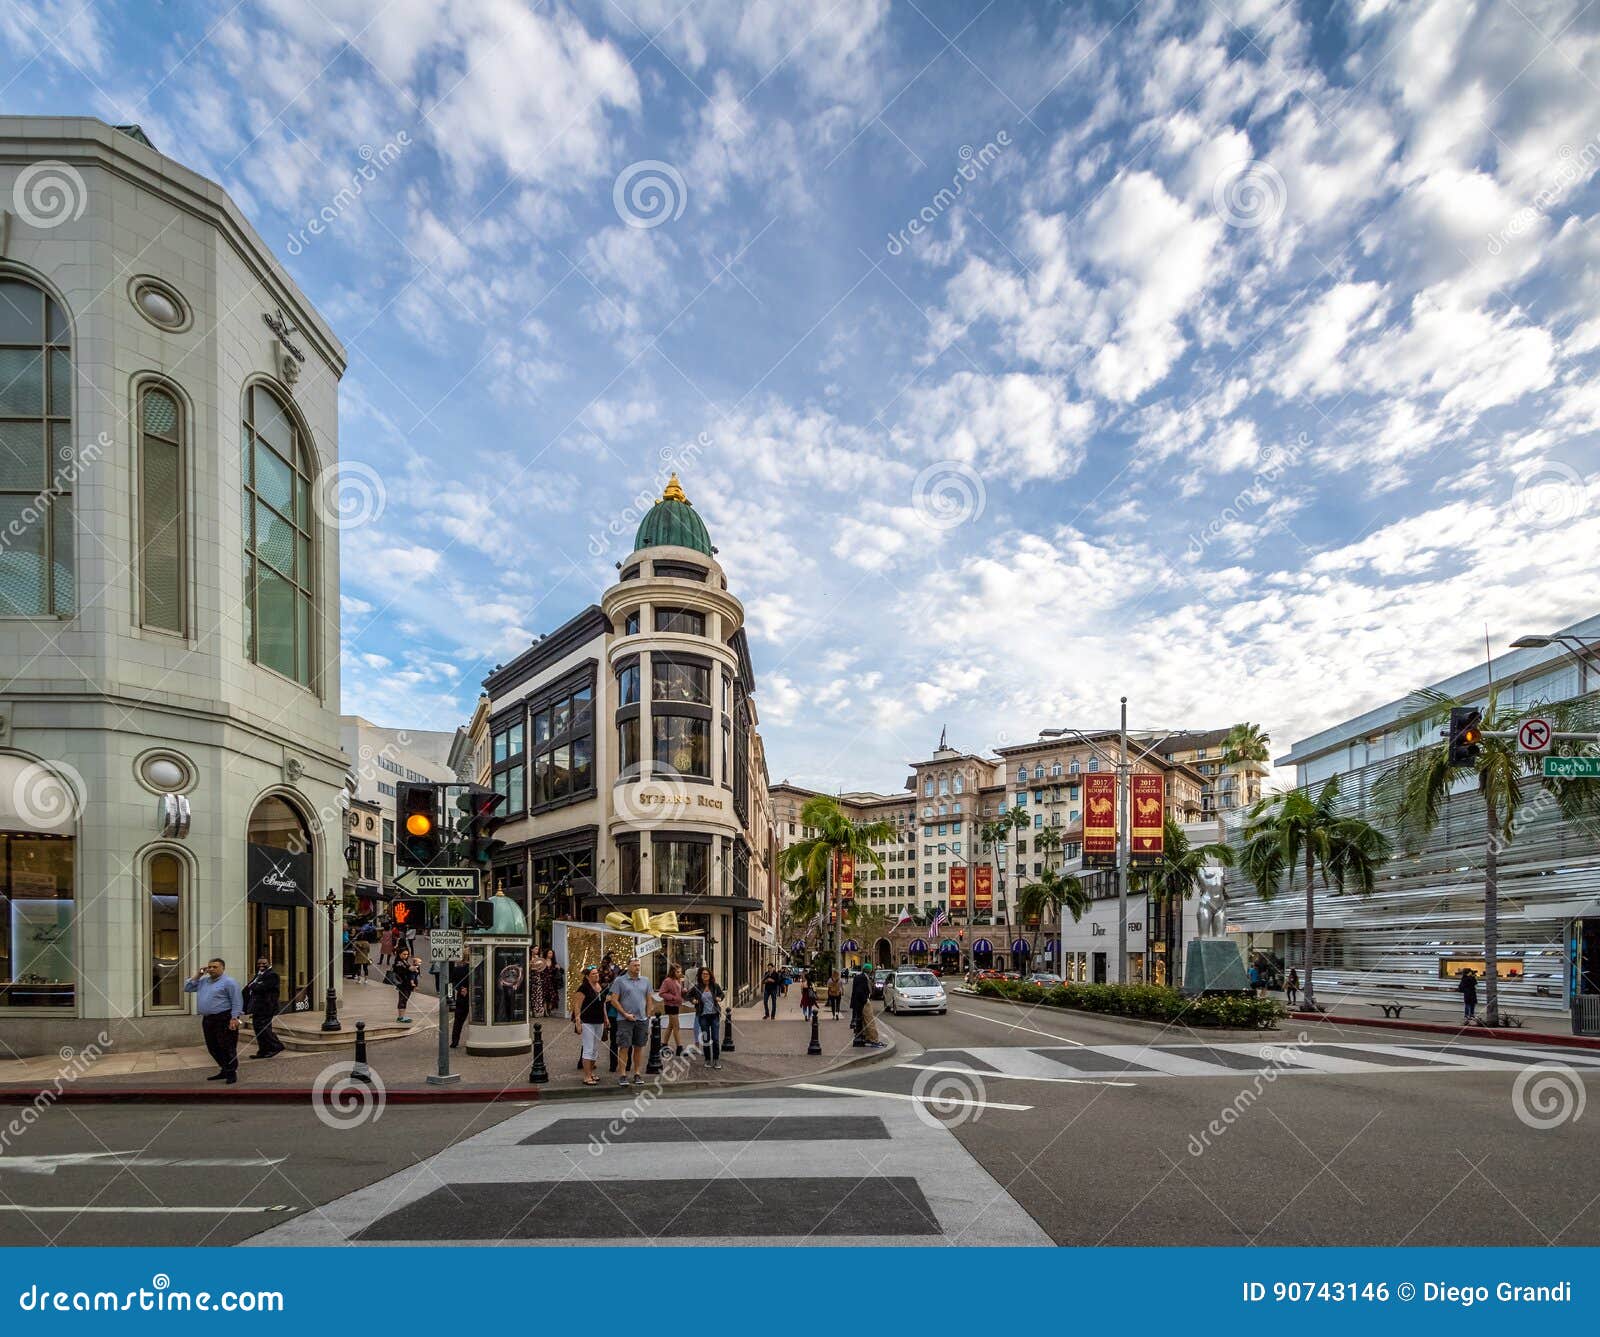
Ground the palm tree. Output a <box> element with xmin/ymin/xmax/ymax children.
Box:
<box><xmin>980</xmin><ymin>804</ymin><xmax>1031</xmax><ymax>927</ymax></box>
<box><xmin>1375</xmin><ymin>687</ymin><xmax>1600</xmax><ymax>1025</ymax></box>
<box><xmin>1237</xmin><ymin>778</ymin><xmax>1392</xmax><ymax>1011</ymax></box>
<box><xmin>1222</xmin><ymin>722</ymin><xmax>1271</xmax><ymax>766</ymax></box>
<box><xmin>1017</xmin><ymin>868</ymin><xmax>1091</xmax><ymax>962</ymax></box>
<box><xmin>1133</xmin><ymin>817</ymin><xmax>1234</xmax><ymax>986</ymax></box>
<box><xmin>779</xmin><ymin>795</ymin><xmax>896</xmax><ymax>969</ymax></box>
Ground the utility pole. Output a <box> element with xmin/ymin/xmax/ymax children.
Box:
<box><xmin>1117</xmin><ymin>696</ymin><xmax>1129</xmax><ymax>985</ymax></box>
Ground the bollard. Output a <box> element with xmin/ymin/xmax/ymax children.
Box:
<box><xmin>529</xmin><ymin>1021</ymin><xmax>549</xmax><ymax>1084</ymax></box>
<box><xmin>351</xmin><ymin>1020</ymin><xmax>373</xmax><ymax>1085</ymax></box>
<box><xmin>806</xmin><ymin>1009</ymin><xmax>822</xmax><ymax>1056</ymax></box>
<box><xmin>646</xmin><ymin>1013</ymin><xmax>663</xmax><ymax>1075</ymax></box>
<box><xmin>722</xmin><ymin>1005</ymin><xmax>735</xmax><ymax>1053</ymax></box>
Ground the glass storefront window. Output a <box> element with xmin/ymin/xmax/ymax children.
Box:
<box><xmin>655</xmin><ymin>840</ymin><xmax>708</xmax><ymax>897</ymax></box>
<box><xmin>653</xmin><ymin>715</ymin><xmax>709</xmax><ymax>777</ymax></box>
<box><xmin>147</xmin><ymin>851</ymin><xmax>183</xmax><ymax>1010</ymax></box>
<box><xmin>653</xmin><ymin>660</ymin><xmax>709</xmax><ymax>703</ymax></box>
<box><xmin>1</xmin><ymin>833</ymin><xmax>75</xmax><ymax>1008</ymax></box>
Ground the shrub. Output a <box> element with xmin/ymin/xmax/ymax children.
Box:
<box><xmin>972</xmin><ymin>977</ymin><xmax>1283</xmax><ymax>1029</ymax></box>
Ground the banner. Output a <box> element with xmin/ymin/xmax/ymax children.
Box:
<box><xmin>948</xmin><ymin>865</ymin><xmax>968</xmax><ymax>913</ymax></box>
<box><xmin>974</xmin><ymin>864</ymin><xmax>993</xmax><ymax>910</ymax></box>
<box><xmin>1131</xmin><ymin>773</ymin><xmax>1165</xmax><ymax>867</ymax></box>
<box><xmin>835</xmin><ymin>851</ymin><xmax>856</xmax><ymax>900</ymax></box>
<box><xmin>1083</xmin><ymin>773</ymin><xmax>1117</xmax><ymax>868</ymax></box>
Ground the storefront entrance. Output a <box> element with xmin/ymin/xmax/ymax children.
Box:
<box><xmin>246</xmin><ymin>796</ymin><xmax>315</xmax><ymax>1010</ymax></box>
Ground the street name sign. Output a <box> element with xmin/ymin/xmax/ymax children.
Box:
<box><xmin>429</xmin><ymin>929</ymin><xmax>464</xmax><ymax>963</ymax></box>
<box><xmin>1518</xmin><ymin>717</ymin><xmax>1553</xmax><ymax>754</ymax></box>
<box><xmin>393</xmin><ymin>867</ymin><xmax>480</xmax><ymax>896</ymax></box>
<box><xmin>1544</xmin><ymin>756</ymin><xmax>1600</xmax><ymax>779</ymax></box>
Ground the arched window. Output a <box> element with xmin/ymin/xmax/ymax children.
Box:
<box><xmin>138</xmin><ymin>385</ymin><xmax>185</xmax><ymax>634</ymax></box>
<box><xmin>242</xmin><ymin>384</ymin><xmax>315</xmax><ymax>685</ymax></box>
<box><xmin>0</xmin><ymin>276</ymin><xmax>73</xmax><ymax>615</ymax></box>
<box><xmin>146</xmin><ymin>850</ymin><xmax>185</xmax><ymax>1010</ymax></box>
<box><xmin>1088</xmin><ymin>756</ymin><xmax>1099</xmax><ymax>772</ymax></box>
<box><xmin>952</xmin><ymin>775</ymin><xmax>964</xmax><ymax>794</ymax></box>
<box><xmin>1033</xmin><ymin>764</ymin><xmax>1044</xmax><ymax>779</ymax></box>
<box><xmin>1069</xmin><ymin>759</ymin><xmax>1081</xmax><ymax>774</ymax></box>
<box><xmin>1050</xmin><ymin>761</ymin><xmax>1062</xmax><ymax>777</ymax></box>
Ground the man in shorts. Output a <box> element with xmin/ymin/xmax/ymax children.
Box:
<box><xmin>608</xmin><ymin>957</ymin><xmax>654</xmax><ymax>1086</ymax></box>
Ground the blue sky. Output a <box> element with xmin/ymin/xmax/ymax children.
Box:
<box><xmin>5</xmin><ymin>0</ymin><xmax>1600</xmax><ymax>792</ymax></box>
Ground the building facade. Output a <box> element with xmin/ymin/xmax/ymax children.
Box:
<box><xmin>1224</xmin><ymin>613</ymin><xmax>1600</xmax><ymax>1015</ymax></box>
<box><xmin>1151</xmin><ymin>728</ymin><xmax>1268</xmax><ymax>820</ymax></box>
<box><xmin>479</xmin><ymin>477</ymin><xmax>776</xmax><ymax>997</ymax></box>
<box><xmin>0</xmin><ymin>118</ymin><xmax>346</xmax><ymax>1054</ymax></box>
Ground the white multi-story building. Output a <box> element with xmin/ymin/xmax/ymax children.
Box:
<box><xmin>339</xmin><ymin>716</ymin><xmax>457</xmax><ymax>895</ymax></box>
<box><xmin>0</xmin><ymin>118</ymin><xmax>345</xmax><ymax>1054</ymax></box>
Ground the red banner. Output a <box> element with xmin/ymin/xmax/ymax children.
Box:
<box><xmin>1131</xmin><ymin>773</ymin><xmax>1165</xmax><ymax>866</ymax></box>
<box><xmin>1084</xmin><ymin>773</ymin><xmax>1117</xmax><ymax>868</ymax></box>
<box><xmin>834</xmin><ymin>851</ymin><xmax>855</xmax><ymax>900</ymax></box>
<box><xmin>974</xmin><ymin>864</ymin><xmax>993</xmax><ymax>910</ymax></box>
<box><xmin>948</xmin><ymin>865</ymin><xmax>968</xmax><ymax>913</ymax></box>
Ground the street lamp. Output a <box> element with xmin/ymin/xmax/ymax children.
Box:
<box><xmin>1510</xmin><ymin>632</ymin><xmax>1599</xmax><ymax>695</ymax></box>
<box><xmin>317</xmin><ymin>889</ymin><xmax>341</xmax><ymax>1032</ymax></box>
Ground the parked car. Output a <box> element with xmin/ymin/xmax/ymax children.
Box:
<box><xmin>884</xmin><ymin>969</ymin><xmax>948</xmax><ymax>1015</ymax></box>
<box><xmin>971</xmin><ymin>968</ymin><xmax>1007</xmax><ymax>983</ymax></box>
<box><xmin>1025</xmin><ymin>972</ymin><xmax>1064</xmax><ymax>987</ymax></box>
<box><xmin>871</xmin><ymin>968</ymin><xmax>893</xmax><ymax>999</ymax></box>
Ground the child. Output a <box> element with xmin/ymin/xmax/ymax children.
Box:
<box><xmin>800</xmin><ymin>975</ymin><xmax>817</xmax><ymax>1021</ymax></box>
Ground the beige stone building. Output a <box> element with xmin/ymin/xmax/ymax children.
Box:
<box><xmin>1150</xmin><ymin>728</ymin><xmax>1268</xmax><ymax>821</ymax></box>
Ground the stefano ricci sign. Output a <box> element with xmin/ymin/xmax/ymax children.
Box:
<box><xmin>247</xmin><ymin>843</ymin><xmax>314</xmax><ymax>908</ymax></box>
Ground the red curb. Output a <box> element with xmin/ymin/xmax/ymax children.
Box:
<box><xmin>0</xmin><ymin>1086</ymin><xmax>544</xmax><ymax>1105</ymax></box>
<box><xmin>1290</xmin><ymin>1011</ymin><xmax>1600</xmax><ymax>1051</ymax></box>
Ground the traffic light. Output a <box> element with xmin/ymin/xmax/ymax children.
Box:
<box><xmin>472</xmin><ymin>899</ymin><xmax>496</xmax><ymax>930</ymax></box>
<box><xmin>392</xmin><ymin>897</ymin><xmax>428</xmax><ymax>930</ymax></box>
<box><xmin>1448</xmin><ymin>706</ymin><xmax>1484</xmax><ymax>767</ymax></box>
<box><xmin>456</xmin><ymin>785</ymin><xmax>508</xmax><ymax>869</ymax></box>
<box><xmin>396</xmin><ymin>781</ymin><xmax>442</xmax><ymax>867</ymax></box>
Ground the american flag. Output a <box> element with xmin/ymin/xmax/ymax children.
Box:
<box><xmin>929</xmin><ymin>908</ymin><xmax>947</xmax><ymax>936</ymax></box>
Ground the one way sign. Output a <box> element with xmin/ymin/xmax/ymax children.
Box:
<box><xmin>393</xmin><ymin>867</ymin><xmax>480</xmax><ymax>896</ymax></box>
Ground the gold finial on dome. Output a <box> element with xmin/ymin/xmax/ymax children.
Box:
<box><xmin>661</xmin><ymin>473</ymin><xmax>690</xmax><ymax>505</ymax></box>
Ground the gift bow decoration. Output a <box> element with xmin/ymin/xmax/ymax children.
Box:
<box><xmin>604</xmin><ymin>908</ymin><xmax>680</xmax><ymax>934</ymax></box>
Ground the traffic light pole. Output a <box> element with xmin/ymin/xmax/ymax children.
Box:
<box><xmin>1117</xmin><ymin>697</ymin><xmax>1130</xmax><ymax>986</ymax></box>
<box><xmin>426</xmin><ymin>895</ymin><xmax>459</xmax><ymax>1086</ymax></box>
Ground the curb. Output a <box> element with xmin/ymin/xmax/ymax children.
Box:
<box><xmin>1289</xmin><ymin>1010</ymin><xmax>1600</xmax><ymax>1051</ymax></box>
<box><xmin>953</xmin><ymin>989</ymin><xmax>1279</xmax><ymax>1040</ymax></box>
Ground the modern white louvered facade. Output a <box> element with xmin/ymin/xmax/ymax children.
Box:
<box><xmin>1223</xmin><ymin>613</ymin><xmax>1600</xmax><ymax>1017</ymax></box>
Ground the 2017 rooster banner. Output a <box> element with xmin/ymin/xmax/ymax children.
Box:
<box><xmin>1130</xmin><ymin>773</ymin><xmax>1165</xmax><ymax>867</ymax></box>
<box><xmin>949</xmin><ymin>864</ymin><xmax>968</xmax><ymax>913</ymax></box>
<box><xmin>834</xmin><ymin>851</ymin><xmax>855</xmax><ymax>899</ymax></box>
<box><xmin>974</xmin><ymin>864</ymin><xmax>993</xmax><ymax>910</ymax></box>
<box><xmin>1083</xmin><ymin>772</ymin><xmax>1117</xmax><ymax>868</ymax></box>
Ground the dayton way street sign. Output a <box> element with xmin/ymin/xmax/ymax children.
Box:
<box><xmin>1544</xmin><ymin>756</ymin><xmax>1600</xmax><ymax>779</ymax></box>
<box><xmin>393</xmin><ymin>867</ymin><xmax>480</xmax><ymax>896</ymax></box>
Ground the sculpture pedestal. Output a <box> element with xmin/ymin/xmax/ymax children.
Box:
<box><xmin>1182</xmin><ymin>938</ymin><xmax>1249</xmax><ymax>995</ymax></box>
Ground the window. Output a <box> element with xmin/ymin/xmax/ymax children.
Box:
<box><xmin>654</xmin><ymin>715</ymin><xmax>710</xmax><ymax>777</ymax></box>
<box><xmin>383</xmin><ymin>850</ymin><xmax>394</xmax><ymax>880</ymax></box>
<box><xmin>1015</xmin><ymin>793</ymin><xmax>1027</xmax><ymax>807</ymax></box>
<box><xmin>923</xmin><ymin>780</ymin><xmax>934</xmax><ymax>797</ymax></box>
<box><xmin>531</xmin><ymin>679</ymin><xmax>595</xmax><ymax>808</ymax></box>
<box><xmin>0</xmin><ymin>831</ymin><xmax>76</xmax><ymax>1008</ymax></box>
<box><xmin>382</xmin><ymin>817</ymin><xmax>394</xmax><ymax>845</ymax></box>
<box><xmin>618</xmin><ymin>717</ymin><xmax>639</xmax><ymax>772</ymax></box>
<box><xmin>617</xmin><ymin>663</ymin><xmax>640</xmax><ymax>705</ymax></box>
<box><xmin>146</xmin><ymin>851</ymin><xmax>184</xmax><ymax>1010</ymax></box>
<box><xmin>492</xmin><ymin>717</ymin><xmax>526</xmax><ymax>816</ymax></box>
<box><xmin>1069</xmin><ymin>759</ymin><xmax>1080</xmax><ymax>774</ymax></box>
<box><xmin>0</xmin><ymin>277</ymin><xmax>73</xmax><ymax>615</ymax></box>
<box><xmin>937</xmin><ymin>823</ymin><xmax>946</xmax><ymax>836</ymax></box>
<box><xmin>532</xmin><ymin>846</ymin><xmax>594</xmax><ymax>920</ymax></box>
<box><xmin>1088</xmin><ymin>757</ymin><xmax>1099</xmax><ymax>771</ymax></box>
<box><xmin>623</xmin><ymin>610</ymin><xmax>640</xmax><ymax>635</ymax></box>
<box><xmin>1050</xmin><ymin>762</ymin><xmax>1062</xmax><ymax>777</ymax></box>
<box><xmin>953</xmin><ymin>775</ymin><xmax>964</xmax><ymax>793</ymax></box>
<box><xmin>655</xmin><ymin>606</ymin><xmax>705</xmax><ymax>635</ymax></box>
<box><xmin>138</xmin><ymin>385</ymin><xmax>184</xmax><ymax>633</ymax></box>
<box><xmin>655</xmin><ymin>839</ymin><xmax>708</xmax><ymax>897</ymax></box>
<box><xmin>1070</xmin><ymin>809</ymin><xmax>1080</xmax><ymax>823</ymax></box>
<box><xmin>1034</xmin><ymin>814</ymin><xmax>1043</xmax><ymax>828</ymax></box>
<box><xmin>1034</xmin><ymin>789</ymin><xmax>1044</xmax><ymax>803</ymax></box>
<box><xmin>939</xmin><ymin>777</ymin><xmax>948</xmax><ymax>795</ymax></box>
<box><xmin>243</xmin><ymin>384</ymin><xmax>315</xmax><ymax>685</ymax></box>
<box><xmin>617</xmin><ymin>840</ymin><xmax>640</xmax><ymax>897</ymax></box>
<box><xmin>653</xmin><ymin>658</ymin><xmax>709</xmax><ymax>704</ymax></box>
<box><xmin>1033</xmin><ymin>764</ymin><xmax>1044</xmax><ymax>779</ymax></box>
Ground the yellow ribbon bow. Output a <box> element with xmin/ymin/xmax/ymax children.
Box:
<box><xmin>603</xmin><ymin>908</ymin><xmax>680</xmax><ymax>935</ymax></box>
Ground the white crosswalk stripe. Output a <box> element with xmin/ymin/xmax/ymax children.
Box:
<box><xmin>244</xmin><ymin>1095</ymin><xmax>1050</xmax><ymax>1247</ymax></box>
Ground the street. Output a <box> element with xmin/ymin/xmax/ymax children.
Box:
<box><xmin>1</xmin><ymin>995</ymin><xmax>1595</xmax><ymax>1247</ymax></box>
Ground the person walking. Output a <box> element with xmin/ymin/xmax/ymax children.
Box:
<box><xmin>1285</xmin><ymin>967</ymin><xmax>1300</xmax><ymax>1008</ymax></box>
<box><xmin>800</xmin><ymin>974</ymin><xmax>817</xmax><ymax>1022</ymax></box>
<box><xmin>761</xmin><ymin>964</ymin><xmax>781</xmax><ymax>1019</ymax></box>
<box><xmin>1458</xmin><ymin>967</ymin><xmax>1479</xmax><ymax>1022</ymax></box>
<box><xmin>449</xmin><ymin>951</ymin><xmax>473</xmax><ymax>1049</ymax></box>
<box><xmin>1248</xmin><ymin>960</ymin><xmax>1262</xmax><ymax>997</ymax></box>
<box><xmin>608</xmin><ymin>957</ymin><xmax>654</xmax><ymax>1086</ymax></box>
<box><xmin>849</xmin><ymin>965</ymin><xmax>870</xmax><ymax>1043</ymax></box>
<box><xmin>379</xmin><ymin>925</ymin><xmax>396</xmax><ymax>968</ymax></box>
<box><xmin>827</xmin><ymin>971</ymin><xmax>843</xmax><ymax>1020</ymax></box>
<box><xmin>242</xmin><ymin>956</ymin><xmax>283</xmax><ymax>1059</ymax></box>
<box><xmin>572</xmin><ymin>965</ymin><xmax>607</xmax><ymax>1086</ymax></box>
<box><xmin>352</xmin><ymin>935</ymin><xmax>372</xmax><ymax>984</ymax></box>
<box><xmin>393</xmin><ymin>948</ymin><xmax>418</xmax><ymax>1024</ymax></box>
<box><xmin>686</xmin><ymin>966</ymin><xmax>724</xmax><ymax>1069</ymax></box>
<box><xmin>183</xmin><ymin>958</ymin><xmax>244</xmax><ymax>1084</ymax></box>
<box><xmin>659</xmin><ymin>963</ymin><xmax>685</xmax><ymax>1056</ymax></box>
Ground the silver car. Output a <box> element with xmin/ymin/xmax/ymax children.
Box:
<box><xmin>884</xmin><ymin>969</ymin><xmax>947</xmax><ymax>1015</ymax></box>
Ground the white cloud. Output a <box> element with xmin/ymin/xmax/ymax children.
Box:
<box><xmin>899</xmin><ymin>372</ymin><xmax>1094</xmax><ymax>480</ymax></box>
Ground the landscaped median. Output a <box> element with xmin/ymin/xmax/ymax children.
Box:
<box><xmin>972</xmin><ymin>979</ymin><xmax>1287</xmax><ymax>1029</ymax></box>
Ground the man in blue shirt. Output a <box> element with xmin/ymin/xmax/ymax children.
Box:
<box><xmin>183</xmin><ymin>958</ymin><xmax>244</xmax><ymax>1084</ymax></box>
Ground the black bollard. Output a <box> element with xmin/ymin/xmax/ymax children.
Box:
<box><xmin>529</xmin><ymin>1022</ymin><xmax>549</xmax><ymax>1084</ymax></box>
<box><xmin>806</xmin><ymin>1009</ymin><xmax>822</xmax><ymax>1056</ymax></box>
<box><xmin>351</xmin><ymin>1020</ymin><xmax>373</xmax><ymax>1085</ymax></box>
<box><xmin>646</xmin><ymin>1014</ymin><xmax>663</xmax><ymax>1075</ymax></box>
<box><xmin>722</xmin><ymin>1006</ymin><xmax>735</xmax><ymax>1053</ymax></box>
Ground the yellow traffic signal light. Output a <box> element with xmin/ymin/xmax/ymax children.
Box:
<box><xmin>405</xmin><ymin>812</ymin><xmax>433</xmax><ymax>837</ymax></box>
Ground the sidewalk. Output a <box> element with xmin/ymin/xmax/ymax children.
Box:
<box><xmin>0</xmin><ymin>983</ymin><xmax>894</xmax><ymax>1102</ymax></box>
<box><xmin>1289</xmin><ymin>999</ymin><xmax>1600</xmax><ymax>1050</ymax></box>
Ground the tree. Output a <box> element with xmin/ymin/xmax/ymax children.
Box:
<box><xmin>1132</xmin><ymin>817</ymin><xmax>1234</xmax><ymax>986</ymax></box>
<box><xmin>980</xmin><ymin>804</ymin><xmax>1031</xmax><ymax>925</ymax></box>
<box><xmin>1222</xmin><ymin>722</ymin><xmax>1271</xmax><ymax>766</ymax></box>
<box><xmin>778</xmin><ymin>795</ymin><xmax>896</xmax><ymax>967</ymax></box>
<box><xmin>1237</xmin><ymin>778</ymin><xmax>1392</xmax><ymax>1011</ymax></box>
<box><xmin>1375</xmin><ymin>687</ymin><xmax>1600</xmax><ymax>1025</ymax></box>
<box><xmin>1017</xmin><ymin>868</ymin><xmax>1091</xmax><ymax>961</ymax></box>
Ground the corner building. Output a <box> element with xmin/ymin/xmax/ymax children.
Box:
<box><xmin>482</xmin><ymin>478</ymin><xmax>777</xmax><ymax>997</ymax></box>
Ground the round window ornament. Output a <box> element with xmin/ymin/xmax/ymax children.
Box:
<box><xmin>129</xmin><ymin>277</ymin><xmax>191</xmax><ymax>332</ymax></box>
<box><xmin>138</xmin><ymin>753</ymin><xmax>189</xmax><ymax>793</ymax></box>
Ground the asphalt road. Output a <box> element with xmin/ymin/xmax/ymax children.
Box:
<box><xmin>1</xmin><ymin>995</ymin><xmax>1595</xmax><ymax>1247</ymax></box>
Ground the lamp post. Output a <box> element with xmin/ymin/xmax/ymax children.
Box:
<box><xmin>1510</xmin><ymin>632</ymin><xmax>1600</xmax><ymax>695</ymax></box>
<box><xmin>318</xmin><ymin>889</ymin><xmax>341</xmax><ymax>1032</ymax></box>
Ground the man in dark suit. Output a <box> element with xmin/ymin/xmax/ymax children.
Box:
<box><xmin>449</xmin><ymin>952</ymin><xmax>473</xmax><ymax>1049</ymax></box>
<box><xmin>243</xmin><ymin>956</ymin><xmax>284</xmax><ymax>1059</ymax></box>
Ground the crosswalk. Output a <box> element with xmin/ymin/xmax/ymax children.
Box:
<box><xmin>244</xmin><ymin>1094</ymin><xmax>1050</xmax><ymax>1247</ymax></box>
<box><xmin>910</xmin><ymin>1039</ymin><xmax>1600</xmax><ymax>1083</ymax></box>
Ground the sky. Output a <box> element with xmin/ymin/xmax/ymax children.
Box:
<box><xmin>5</xmin><ymin>0</ymin><xmax>1600</xmax><ymax>794</ymax></box>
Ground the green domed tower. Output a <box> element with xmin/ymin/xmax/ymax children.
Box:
<box><xmin>633</xmin><ymin>474</ymin><xmax>714</xmax><ymax>555</ymax></box>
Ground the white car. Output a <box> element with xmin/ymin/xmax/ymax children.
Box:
<box><xmin>884</xmin><ymin>969</ymin><xmax>947</xmax><ymax>1015</ymax></box>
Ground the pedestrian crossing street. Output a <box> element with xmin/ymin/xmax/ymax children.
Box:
<box><xmin>909</xmin><ymin>1038</ymin><xmax>1600</xmax><ymax>1083</ymax></box>
<box><xmin>244</xmin><ymin>1095</ymin><xmax>1051</xmax><ymax>1247</ymax></box>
